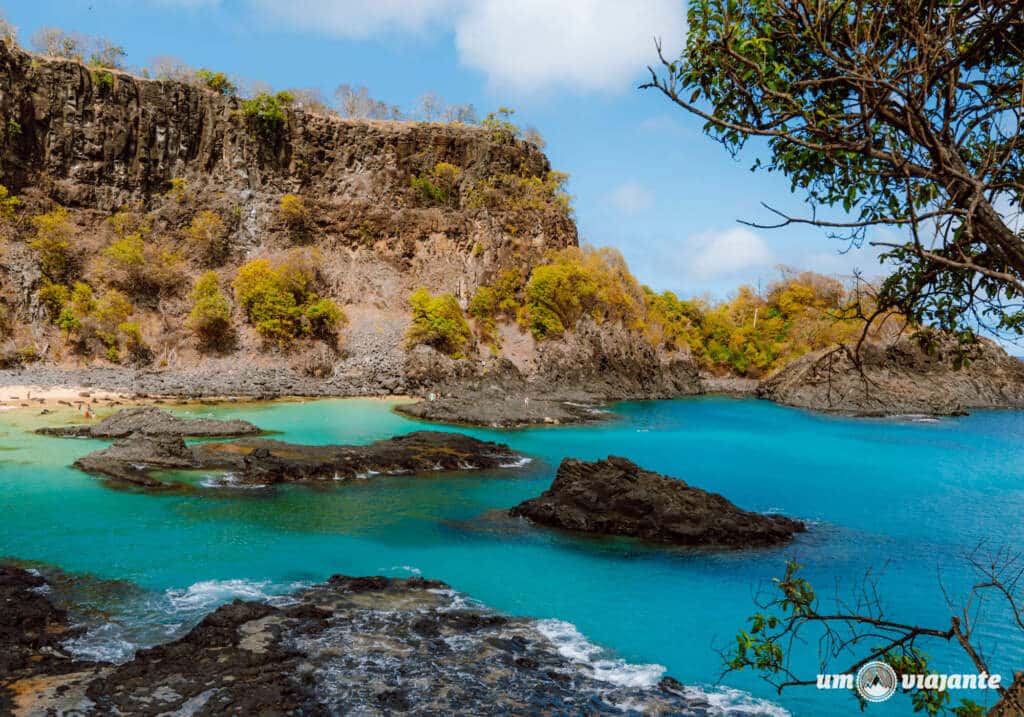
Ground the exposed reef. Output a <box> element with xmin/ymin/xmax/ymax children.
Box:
<box><xmin>36</xmin><ymin>406</ymin><xmax>260</xmax><ymax>439</ymax></box>
<box><xmin>758</xmin><ymin>335</ymin><xmax>1024</xmax><ymax>416</ymax></box>
<box><xmin>0</xmin><ymin>565</ymin><xmax>752</xmax><ymax>716</ymax></box>
<box><xmin>71</xmin><ymin>430</ymin><xmax>526</xmax><ymax>487</ymax></box>
<box><xmin>510</xmin><ymin>456</ymin><xmax>805</xmax><ymax>548</ymax></box>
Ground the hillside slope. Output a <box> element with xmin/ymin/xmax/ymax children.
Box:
<box><xmin>0</xmin><ymin>41</ymin><xmax>699</xmax><ymax>400</ymax></box>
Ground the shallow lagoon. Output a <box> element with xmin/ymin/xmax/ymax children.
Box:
<box><xmin>2</xmin><ymin>396</ymin><xmax>1022</xmax><ymax>715</ymax></box>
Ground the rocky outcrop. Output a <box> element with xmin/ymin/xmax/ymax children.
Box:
<box><xmin>758</xmin><ymin>336</ymin><xmax>1024</xmax><ymax>416</ymax></box>
<box><xmin>72</xmin><ymin>430</ymin><xmax>526</xmax><ymax>487</ymax></box>
<box><xmin>1</xmin><ymin>565</ymin><xmax>728</xmax><ymax>716</ymax></box>
<box><xmin>396</xmin><ymin>360</ymin><xmax>610</xmax><ymax>427</ymax></box>
<box><xmin>510</xmin><ymin>456</ymin><xmax>805</xmax><ymax>548</ymax></box>
<box><xmin>37</xmin><ymin>406</ymin><xmax>260</xmax><ymax>438</ymax></box>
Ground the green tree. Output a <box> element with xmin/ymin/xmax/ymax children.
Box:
<box><xmin>240</xmin><ymin>91</ymin><xmax>294</xmax><ymax>139</ymax></box>
<box><xmin>30</xmin><ymin>207</ymin><xmax>74</xmax><ymax>282</ymax></box>
<box><xmin>406</xmin><ymin>287</ymin><xmax>472</xmax><ymax>357</ymax></box>
<box><xmin>188</xmin><ymin>271</ymin><xmax>233</xmax><ymax>349</ymax></box>
<box><xmin>644</xmin><ymin>1</ymin><xmax>1024</xmax><ymax>341</ymax></box>
<box><xmin>232</xmin><ymin>253</ymin><xmax>343</xmax><ymax>346</ymax></box>
<box><xmin>725</xmin><ymin>553</ymin><xmax>1023</xmax><ymax>716</ymax></box>
<box><xmin>194</xmin><ymin>69</ymin><xmax>237</xmax><ymax>96</ymax></box>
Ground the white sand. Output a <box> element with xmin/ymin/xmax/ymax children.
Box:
<box><xmin>0</xmin><ymin>384</ymin><xmax>131</xmax><ymax>411</ymax></box>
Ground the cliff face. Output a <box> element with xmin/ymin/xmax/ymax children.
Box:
<box><xmin>0</xmin><ymin>40</ymin><xmax>573</xmax><ymax>298</ymax></box>
<box><xmin>0</xmin><ymin>41</ymin><xmax>699</xmax><ymax>399</ymax></box>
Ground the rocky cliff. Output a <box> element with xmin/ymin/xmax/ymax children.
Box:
<box><xmin>0</xmin><ymin>40</ymin><xmax>700</xmax><ymax>399</ymax></box>
<box><xmin>758</xmin><ymin>335</ymin><xmax>1024</xmax><ymax>416</ymax></box>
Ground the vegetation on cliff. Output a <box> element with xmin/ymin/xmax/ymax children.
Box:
<box><xmin>406</xmin><ymin>288</ymin><xmax>472</xmax><ymax>358</ymax></box>
<box><xmin>232</xmin><ymin>253</ymin><xmax>345</xmax><ymax>345</ymax></box>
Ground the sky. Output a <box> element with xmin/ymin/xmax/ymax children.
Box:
<box><xmin>1</xmin><ymin>0</ymin><xmax>891</xmax><ymax>301</ymax></box>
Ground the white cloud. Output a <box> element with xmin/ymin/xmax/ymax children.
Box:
<box><xmin>607</xmin><ymin>181</ymin><xmax>655</xmax><ymax>214</ymax></box>
<box><xmin>454</xmin><ymin>0</ymin><xmax>685</xmax><ymax>93</ymax></box>
<box><xmin>219</xmin><ymin>0</ymin><xmax>686</xmax><ymax>93</ymax></box>
<box><xmin>248</xmin><ymin>0</ymin><xmax>459</xmax><ymax>38</ymax></box>
<box><xmin>686</xmin><ymin>227</ymin><xmax>775</xmax><ymax>279</ymax></box>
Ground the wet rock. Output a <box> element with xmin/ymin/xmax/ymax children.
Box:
<box><xmin>510</xmin><ymin>456</ymin><xmax>805</xmax><ymax>548</ymax></box>
<box><xmin>758</xmin><ymin>336</ymin><xmax>1024</xmax><ymax>416</ymax></box>
<box><xmin>73</xmin><ymin>434</ymin><xmax>196</xmax><ymax>487</ymax></box>
<box><xmin>0</xmin><ymin>566</ymin><xmax>77</xmax><ymax>675</ymax></box>
<box><xmin>7</xmin><ymin>569</ymin><xmax>730</xmax><ymax>716</ymax></box>
<box><xmin>72</xmin><ymin>430</ymin><xmax>527</xmax><ymax>487</ymax></box>
<box><xmin>37</xmin><ymin>405</ymin><xmax>260</xmax><ymax>439</ymax></box>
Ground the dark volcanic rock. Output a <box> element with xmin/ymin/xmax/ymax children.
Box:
<box><xmin>758</xmin><ymin>336</ymin><xmax>1024</xmax><ymax>416</ymax></box>
<box><xmin>510</xmin><ymin>456</ymin><xmax>805</xmax><ymax>548</ymax></box>
<box><xmin>37</xmin><ymin>405</ymin><xmax>260</xmax><ymax>439</ymax></box>
<box><xmin>3</xmin><ymin>567</ymin><xmax>759</xmax><ymax>716</ymax></box>
<box><xmin>0</xmin><ymin>566</ymin><xmax>77</xmax><ymax>675</ymax></box>
<box><xmin>73</xmin><ymin>434</ymin><xmax>197</xmax><ymax>487</ymax></box>
<box><xmin>72</xmin><ymin>430</ymin><xmax>527</xmax><ymax>487</ymax></box>
<box><xmin>395</xmin><ymin>394</ymin><xmax>605</xmax><ymax>428</ymax></box>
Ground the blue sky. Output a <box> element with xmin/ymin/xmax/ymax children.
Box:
<box><xmin>2</xmin><ymin>0</ymin><xmax>889</xmax><ymax>300</ymax></box>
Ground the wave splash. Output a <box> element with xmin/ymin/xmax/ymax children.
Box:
<box><xmin>63</xmin><ymin>577</ymin><xmax>305</xmax><ymax>663</ymax></box>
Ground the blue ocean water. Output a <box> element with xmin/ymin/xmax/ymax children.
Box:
<box><xmin>1</xmin><ymin>396</ymin><xmax>1022</xmax><ymax>715</ymax></box>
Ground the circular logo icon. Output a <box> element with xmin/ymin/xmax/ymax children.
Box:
<box><xmin>856</xmin><ymin>661</ymin><xmax>898</xmax><ymax>702</ymax></box>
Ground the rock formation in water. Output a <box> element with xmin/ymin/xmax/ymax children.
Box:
<box><xmin>72</xmin><ymin>430</ymin><xmax>525</xmax><ymax>487</ymax></box>
<box><xmin>510</xmin><ymin>456</ymin><xmax>805</xmax><ymax>548</ymax></box>
<box><xmin>758</xmin><ymin>335</ymin><xmax>1024</xmax><ymax>416</ymax></box>
<box><xmin>0</xmin><ymin>565</ymin><xmax>725</xmax><ymax>716</ymax></box>
<box><xmin>36</xmin><ymin>405</ymin><xmax>260</xmax><ymax>438</ymax></box>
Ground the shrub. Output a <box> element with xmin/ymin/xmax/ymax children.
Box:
<box><xmin>468</xmin><ymin>269</ymin><xmax>524</xmax><ymax>343</ymax></box>
<box><xmin>91</xmin><ymin>69</ymin><xmax>114</xmax><ymax>90</ymax></box>
<box><xmin>0</xmin><ymin>303</ymin><xmax>10</xmax><ymax>339</ymax></box>
<box><xmin>167</xmin><ymin>177</ymin><xmax>190</xmax><ymax>203</ymax></box>
<box><xmin>481</xmin><ymin>107</ymin><xmax>520</xmax><ymax>139</ymax></box>
<box><xmin>410</xmin><ymin>162</ymin><xmax>462</xmax><ymax>208</ymax></box>
<box><xmin>406</xmin><ymin>287</ymin><xmax>472</xmax><ymax>357</ymax></box>
<box><xmin>96</xmin><ymin>232</ymin><xmax>184</xmax><ymax>297</ymax></box>
<box><xmin>38</xmin><ymin>282</ymin><xmax>70</xmax><ymax>321</ymax></box>
<box><xmin>54</xmin><ymin>282</ymin><xmax>139</xmax><ymax>360</ymax></box>
<box><xmin>467</xmin><ymin>170</ymin><xmax>573</xmax><ymax>214</ymax></box>
<box><xmin>519</xmin><ymin>247</ymin><xmax>643</xmax><ymax>340</ymax></box>
<box><xmin>232</xmin><ymin>253</ymin><xmax>344</xmax><ymax>345</ymax></box>
<box><xmin>185</xmin><ymin>210</ymin><xmax>228</xmax><ymax>263</ymax></box>
<box><xmin>87</xmin><ymin>38</ymin><xmax>124</xmax><ymax>69</ymax></box>
<box><xmin>304</xmin><ymin>297</ymin><xmax>345</xmax><ymax>340</ymax></box>
<box><xmin>30</xmin><ymin>207</ymin><xmax>74</xmax><ymax>282</ymax></box>
<box><xmin>188</xmin><ymin>271</ymin><xmax>233</xmax><ymax>348</ymax></box>
<box><xmin>195</xmin><ymin>69</ymin><xmax>237</xmax><ymax>96</ymax></box>
<box><xmin>240</xmin><ymin>91</ymin><xmax>293</xmax><ymax>139</ymax></box>
<box><xmin>278</xmin><ymin>194</ymin><xmax>309</xmax><ymax>230</ymax></box>
<box><xmin>410</xmin><ymin>175</ymin><xmax>445</xmax><ymax>206</ymax></box>
<box><xmin>0</xmin><ymin>184</ymin><xmax>19</xmax><ymax>222</ymax></box>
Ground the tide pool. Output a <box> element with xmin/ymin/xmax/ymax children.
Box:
<box><xmin>2</xmin><ymin>396</ymin><xmax>1022</xmax><ymax>716</ymax></box>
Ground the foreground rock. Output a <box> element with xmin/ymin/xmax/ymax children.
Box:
<box><xmin>37</xmin><ymin>406</ymin><xmax>260</xmax><ymax>439</ymax></box>
<box><xmin>1</xmin><ymin>565</ymin><xmax>753</xmax><ymax>716</ymax></box>
<box><xmin>73</xmin><ymin>430</ymin><xmax>526</xmax><ymax>487</ymax></box>
<box><xmin>759</xmin><ymin>336</ymin><xmax>1024</xmax><ymax>416</ymax></box>
<box><xmin>510</xmin><ymin>457</ymin><xmax>805</xmax><ymax>548</ymax></box>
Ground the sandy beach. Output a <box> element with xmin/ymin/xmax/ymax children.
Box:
<box><xmin>0</xmin><ymin>384</ymin><xmax>135</xmax><ymax>412</ymax></box>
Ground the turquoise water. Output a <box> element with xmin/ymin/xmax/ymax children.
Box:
<box><xmin>2</xmin><ymin>396</ymin><xmax>1023</xmax><ymax>715</ymax></box>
